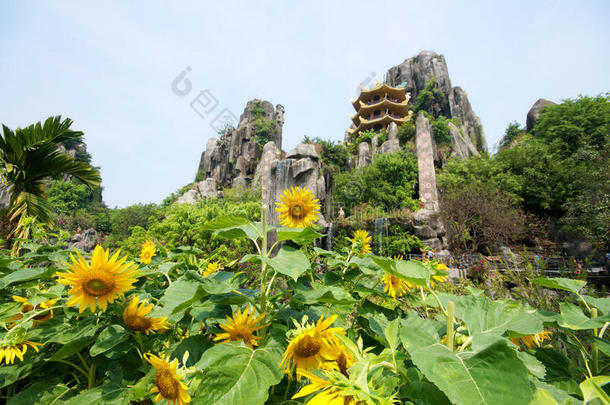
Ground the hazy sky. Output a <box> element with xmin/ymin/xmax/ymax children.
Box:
<box><xmin>1</xmin><ymin>1</ymin><xmax>609</xmax><ymax>207</ymax></box>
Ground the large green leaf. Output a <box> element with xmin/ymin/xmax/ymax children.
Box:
<box><xmin>292</xmin><ymin>284</ymin><xmax>356</xmax><ymax>305</ymax></box>
<box><xmin>60</xmin><ymin>382</ymin><xmax>129</xmax><ymax>405</ymax></box>
<box><xmin>400</xmin><ymin>323</ymin><xmax>534</xmax><ymax>405</ymax></box>
<box><xmin>192</xmin><ymin>342</ymin><xmax>283</xmax><ymax>405</ymax></box>
<box><xmin>150</xmin><ymin>272</ymin><xmax>209</xmax><ymax>319</ymax></box>
<box><xmin>559</xmin><ymin>303</ymin><xmax>610</xmax><ymax>330</ymax></box>
<box><xmin>371</xmin><ymin>256</ymin><xmax>430</xmax><ymax>287</ymax></box>
<box><xmin>263</xmin><ymin>246</ymin><xmax>310</xmax><ymax>281</ymax></box>
<box><xmin>0</xmin><ymin>267</ymin><xmax>53</xmax><ymax>288</ymax></box>
<box><xmin>532</xmin><ymin>278</ymin><xmax>586</xmax><ymax>295</ymax></box>
<box><xmin>201</xmin><ymin>216</ymin><xmax>253</xmax><ymax>230</ymax></box>
<box><xmin>89</xmin><ymin>325</ymin><xmax>129</xmax><ymax>357</ymax></box>
<box><xmin>579</xmin><ymin>376</ymin><xmax>610</xmax><ymax>404</ymax></box>
<box><xmin>7</xmin><ymin>380</ymin><xmax>70</xmax><ymax>405</ymax></box>
<box><xmin>444</xmin><ymin>295</ymin><xmax>542</xmax><ymax>349</ymax></box>
<box><xmin>582</xmin><ymin>295</ymin><xmax>610</xmax><ymax>315</ymax></box>
<box><xmin>276</xmin><ymin>227</ymin><xmax>323</xmax><ymax>242</ymax></box>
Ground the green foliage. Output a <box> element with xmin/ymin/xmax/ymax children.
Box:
<box><xmin>47</xmin><ymin>180</ymin><xmax>99</xmax><ymax>214</ymax></box>
<box><xmin>194</xmin><ymin>169</ymin><xmax>205</xmax><ymax>182</ymax></box>
<box><xmin>251</xmin><ymin>101</ymin><xmax>277</xmax><ymax>149</ymax></box>
<box><xmin>387</xmin><ymin>224</ymin><xmax>425</xmax><ymax>256</ymax></box>
<box><xmin>356</xmin><ymin>128</ymin><xmax>387</xmax><ymax>146</ymax></box>
<box><xmin>414</xmin><ymin>78</ymin><xmax>445</xmax><ymax>115</ymax></box>
<box><xmin>311</xmin><ymin>138</ymin><xmax>349</xmax><ymax>172</ymax></box>
<box><xmin>430</xmin><ymin>116</ymin><xmax>453</xmax><ymax>145</ymax></box>
<box><xmin>397</xmin><ymin>121</ymin><xmax>415</xmax><ymax>144</ymax></box>
<box><xmin>0</xmin><ymin>116</ymin><xmax>101</xmax><ymax>250</ymax></box>
<box><xmin>499</xmin><ymin>121</ymin><xmax>527</xmax><ymax>149</ymax></box>
<box><xmin>333</xmin><ymin>150</ymin><xmax>419</xmax><ymax>216</ymax></box>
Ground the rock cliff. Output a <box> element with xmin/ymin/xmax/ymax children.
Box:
<box><xmin>385</xmin><ymin>51</ymin><xmax>487</xmax><ymax>154</ymax></box>
<box><xmin>197</xmin><ymin>99</ymin><xmax>284</xmax><ymax>189</ymax></box>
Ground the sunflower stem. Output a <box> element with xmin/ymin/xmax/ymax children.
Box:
<box><xmin>591</xmin><ymin>308</ymin><xmax>599</xmax><ymax>375</ymax></box>
<box><xmin>428</xmin><ymin>289</ymin><xmax>448</xmax><ymax>317</ymax></box>
<box><xmin>87</xmin><ymin>363</ymin><xmax>96</xmax><ymax>389</ymax></box>
<box><xmin>259</xmin><ymin>207</ymin><xmax>269</xmax><ymax>337</ymax></box>
<box><xmin>52</xmin><ymin>359</ymin><xmax>89</xmax><ymax>379</ymax></box>
<box><xmin>283</xmin><ymin>376</ymin><xmax>292</xmax><ymax>400</ymax></box>
<box><xmin>446</xmin><ymin>301</ymin><xmax>455</xmax><ymax>352</ymax></box>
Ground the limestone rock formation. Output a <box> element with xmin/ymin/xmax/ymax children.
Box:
<box><xmin>67</xmin><ymin>228</ymin><xmax>98</xmax><ymax>252</ymax></box>
<box><xmin>380</xmin><ymin>122</ymin><xmax>401</xmax><ymax>154</ymax></box>
<box><xmin>197</xmin><ymin>99</ymin><xmax>284</xmax><ymax>189</ymax></box>
<box><xmin>448</xmin><ymin>122</ymin><xmax>479</xmax><ymax>159</ymax></box>
<box><xmin>175</xmin><ymin>178</ymin><xmax>220</xmax><ymax>204</ymax></box>
<box><xmin>526</xmin><ymin>98</ymin><xmax>556</xmax><ymax>132</ymax></box>
<box><xmin>357</xmin><ymin>142</ymin><xmax>371</xmax><ymax>167</ymax></box>
<box><xmin>385</xmin><ymin>51</ymin><xmax>487</xmax><ymax>154</ymax></box>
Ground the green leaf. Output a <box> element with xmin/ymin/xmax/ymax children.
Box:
<box><xmin>371</xmin><ymin>256</ymin><xmax>430</xmax><ymax>287</ymax></box>
<box><xmin>579</xmin><ymin>376</ymin><xmax>610</xmax><ymax>405</ymax></box>
<box><xmin>150</xmin><ymin>273</ymin><xmax>207</xmax><ymax>319</ymax></box>
<box><xmin>89</xmin><ymin>325</ymin><xmax>129</xmax><ymax>357</ymax></box>
<box><xmin>559</xmin><ymin>302</ymin><xmax>609</xmax><ymax>330</ymax></box>
<box><xmin>590</xmin><ymin>337</ymin><xmax>610</xmax><ymax>357</ymax></box>
<box><xmin>6</xmin><ymin>380</ymin><xmax>71</xmax><ymax>405</ymax></box>
<box><xmin>263</xmin><ymin>246</ymin><xmax>310</xmax><ymax>281</ymax></box>
<box><xmin>215</xmin><ymin>224</ymin><xmax>260</xmax><ymax>241</ymax></box>
<box><xmin>50</xmin><ymin>336</ymin><xmax>95</xmax><ymax>361</ymax></box>
<box><xmin>276</xmin><ymin>227</ymin><xmax>323</xmax><ymax>242</ymax></box>
<box><xmin>60</xmin><ymin>382</ymin><xmax>129</xmax><ymax>405</ymax></box>
<box><xmin>201</xmin><ymin>216</ymin><xmax>253</xmax><ymax>230</ymax></box>
<box><xmin>192</xmin><ymin>342</ymin><xmax>283</xmax><ymax>405</ymax></box>
<box><xmin>292</xmin><ymin>284</ymin><xmax>355</xmax><ymax>305</ymax></box>
<box><xmin>532</xmin><ymin>278</ymin><xmax>586</xmax><ymax>296</ymax></box>
<box><xmin>400</xmin><ymin>323</ymin><xmax>534</xmax><ymax>405</ymax></box>
<box><xmin>0</xmin><ymin>267</ymin><xmax>53</xmax><ymax>288</ymax></box>
<box><xmin>582</xmin><ymin>295</ymin><xmax>610</xmax><ymax>315</ymax></box>
<box><xmin>445</xmin><ymin>295</ymin><xmax>543</xmax><ymax>350</ymax></box>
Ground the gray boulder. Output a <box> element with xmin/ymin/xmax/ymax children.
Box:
<box><xmin>286</xmin><ymin>143</ymin><xmax>318</xmax><ymax>160</ymax></box>
<box><xmin>357</xmin><ymin>142</ymin><xmax>371</xmax><ymax>167</ymax></box>
<box><xmin>68</xmin><ymin>228</ymin><xmax>98</xmax><ymax>252</ymax></box>
<box><xmin>449</xmin><ymin>122</ymin><xmax>479</xmax><ymax>159</ymax></box>
<box><xmin>526</xmin><ymin>98</ymin><xmax>556</xmax><ymax>132</ymax></box>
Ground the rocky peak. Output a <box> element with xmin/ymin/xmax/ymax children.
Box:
<box><xmin>385</xmin><ymin>51</ymin><xmax>487</xmax><ymax>154</ymax></box>
<box><xmin>526</xmin><ymin>98</ymin><xmax>556</xmax><ymax>132</ymax></box>
<box><xmin>197</xmin><ymin>99</ymin><xmax>284</xmax><ymax>189</ymax></box>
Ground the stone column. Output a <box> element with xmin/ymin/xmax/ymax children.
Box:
<box><xmin>415</xmin><ymin>112</ymin><xmax>439</xmax><ymax>211</ymax></box>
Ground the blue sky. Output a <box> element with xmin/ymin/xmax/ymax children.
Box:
<box><xmin>1</xmin><ymin>1</ymin><xmax>609</xmax><ymax>207</ymax></box>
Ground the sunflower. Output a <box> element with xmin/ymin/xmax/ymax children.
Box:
<box><xmin>275</xmin><ymin>186</ymin><xmax>321</xmax><ymax>228</ymax></box>
<box><xmin>123</xmin><ymin>296</ymin><xmax>170</xmax><ymax>335</ymax></box>
<box><xmin>0</xmin><ymin>341</ymin><xmax>43</xmax><ymax>365</ymax></box>
<box><xmin>144</xmin><ymin>353</ymin><xmax>191</xmax><ymax>405</ymax></box>
<box><xmin>213</xmin><ymin>307</ymin><xmax>265</xmax><ymax>348</ymax></box>
<box><xmin>280</xmin><ymin>315</ymin><xmax>345</xmax><ymax>375</ymax></box>
<box><xmin>349</xmin><ymin>229</ymin><xmax>372</xmax><ymax>255</ymax></box>
<box><xmin>11</xmin><ymin>295</ymin><xmax>59</xmax><ymax>325</ymax></box>
<box><xmin>430</xmin><ymin>263</ymin><xmax>449</xmax><ymax>289</ymax></box>
<box><xmin>510</xmin><ymin>331</ymin><xmax>552</xmax><ymax>349</ymax></box>
<box><xmin>56</xmin><ymin>245</ymin><xmax>139</xmax><ymax>313</ymax></box>
<box><xmin>140</xmin><ymin>240</ymin><xmax>157</xmax><ymax>264</ymax></box>
<box><xmin>381</xmin><ymin>273</ymin><xmax>412</xmax><ymax>299</ymax></box>
<box><xmin>323</xmin><ymin>340</ymin><xmax>354</xmax><ymax>377</ymax></box>
<box><xmin>202</xmin><ymin>261</ymin><xmax>221</xmax><ymax>277</ymax></box>
<box><xmin>292</xmin><ymin>370</ymin><xmax>358</xmax><ymax>405</ymax></box>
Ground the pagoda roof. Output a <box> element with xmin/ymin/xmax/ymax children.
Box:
<box><xmin>347</xmin><ymin>113</ymin><xmax>411</xmax><ymax>135</ymax></box>
<box><xmin>351</xmin><ymin>82</ymin><xmax>407</xmax><ymax>109</ymax></box>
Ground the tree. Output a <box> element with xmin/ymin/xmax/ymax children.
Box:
<box><xmin>0</xmin><ymin>116</ymin><xmax>101</xmax><ymax>248</ymax></box>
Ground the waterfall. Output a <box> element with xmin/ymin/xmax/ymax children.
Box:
<box><xmin>374</xmin><ymin>218</ymin><xmax>389</xmax><ymax>255</ymax></box>
<box><xmin>275</xmin><ymin>160</ymin><xmax>292</xmax><ymax>193</ymax></box>
<box><xmin>326</xmin><ymin>222</ymin><xmax>334</xmax><ymax>251</ymax></box>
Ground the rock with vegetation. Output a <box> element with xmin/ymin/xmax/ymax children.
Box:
<box><xmin>196</xmin><ymin>99</ymin><xmax>284</xmax><ymax>189</ymax></box>
<box><xmin>385</xmin><ymin>51</ymin><xmax>487</xmax><ymax>154</ymax></box>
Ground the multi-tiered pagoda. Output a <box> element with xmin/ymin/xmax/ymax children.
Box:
<box><xmin>348</xmin><ymin>81</ymin><xmax>412</xmax><ymax>137</ymax></box>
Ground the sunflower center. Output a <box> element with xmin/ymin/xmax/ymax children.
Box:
<box><xmin>290</xmin><ymin>204</ymin><xmax>304</xmax><ymax>218</ymax></box>
<box><xmin>294</xmin><ymin>334</ymin><xmax>321</xmax><ymax>358</ymax></box>
<box><xmin>337</xmin><ymin>353</ymin><xmax>349</xmax><ymax>377</ymax></box>
<box><xmin>124</xmin><ymin>315</ymin><xmax>152</xmax><ymax>332</ymax></box>
<box><xmin>155</xmin><ymin>368</ymin><xmax>180</xmax><ymax>400</ymax></box>
<box><xmin>83</xmin><ymin>278</ymin><xmax>114</xmax><ymax>297</ymax></box>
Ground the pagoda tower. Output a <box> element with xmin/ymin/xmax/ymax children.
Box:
<box><xmin>348</xmin><ymin>81</ymin><xmax>412</xmax><ymax>138</ymax></box>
